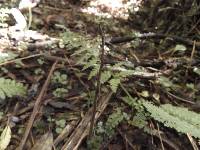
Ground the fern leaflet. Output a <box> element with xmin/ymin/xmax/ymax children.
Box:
<box><xmin>143</xmin><ymin>101</ymin><xmax>200</xmax><ymax>138</ymax></box>
<box><xmin>109</xmin><ymin>78</ymin><xmax>120</xmax><ymax>93</ymax></box>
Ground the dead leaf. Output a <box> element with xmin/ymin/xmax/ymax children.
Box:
<box><xmin>0</xmin><ymin>125</ymin><xmax>11</xmax><ymax>150</ymax></box>
<box><xmin>48</xmin><ymin>101</ymin><xmax>77</xmax><ymax>111</ymax></box>
<box><xmin>31</xmin><ymin>131</ymin><xmax>53</xmax><ymax>150</ymax></box>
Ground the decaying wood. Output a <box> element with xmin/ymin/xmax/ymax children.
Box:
<box><xmin>61</xmin><ymin>92</ymin><xmax>113</xmax><ymax>150</ymax></box>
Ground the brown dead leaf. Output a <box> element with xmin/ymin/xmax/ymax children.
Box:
<box><xmin>31</xmin><ymin>131</ymin><xmax>53</xmax><ymax>150</ymax></box>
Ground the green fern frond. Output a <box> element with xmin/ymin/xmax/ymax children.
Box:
<box><xmin>0</xmin><ymin>78</ymin><xmax>27</xmax><ymax>100</ymax></box>
<box><xmin>100</xmin><ymin>71</ymin><xmax>111</xmax><ymax>84</ymax></box>
<box><xmin>122</xmin><ymin>96</ymin><xmax>144</xmax><ymax>111</ymax></box>
<box><xmin>122</xmin><ymin>93</ymin><xmax>200</xmax><ymax>138</ymax></box>
<box><xmin>105</xmin><ymin>108</ymin><xmax>126</xmax><ymax>137</ymax></box>
<box><xmin>76</xmin><ymin>54</ymin><xmax>91</xmax><ymax>65</ymax></box>
<box><xmin>143</xmin><ymin>101</ymin><xmax>200</xmax><ymax>138</ymax></box>
<box><xmin>112</xmin><ymin>62</ymin><xmax>125</xmax><ymax>68</ymax></box>
<box><xmin>82</xmin><ymin>57</ymin><xmax>99</xmax><ymax>71</ymax></box>
<box><xmin>109</xmin><ymin>78</ymin><xmax>120</xmax><ymax>92</ymax></box>
<box><xmin>129</xmin><ymin>111</ymin><xmax>158</xmax><ymax>135</ymax></box>
<box><xmin>88</xmin><ymin>65</ymin><xmax>100</xmax><ymax>80</ymax></box>
<box><xmin>129</xmin><ymin>111</ymin><xmax>148</xmax><ymax>129</ymax></box>
<box><xmin>162</xmin><ymin>104</ymin><xmax>200</xmax><ymax>126</ymax></box>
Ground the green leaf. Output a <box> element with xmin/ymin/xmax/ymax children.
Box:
<box><xmin>0</xmin><ymin>78</ymin><xmax>27</xmax><ymax>100</ymax></box>
<box><xmin>174</xmin><ymin>44</ymin><xmax>187</xmax><ymax>51</ymax></box>
<box><xmin>0</xmin><ymin>125</ymin><xmax>11</xmax><ymax>150</ymax></box>
<box><xmin>53</xmin><ymin>88</ymin><xmax>68</xmax><ymax>98</ymax></box>
<box><xmin>55</xmin><ymin>119</ymin><xmax>66</xmax><ymax>128</ymax></box>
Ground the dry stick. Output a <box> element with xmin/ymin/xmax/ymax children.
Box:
<box><xmin>17</xmin><ymin>61</ymin><xmax>58</xmax><ymax>150</ymax></box>
<box><xmin>190</xmin><ymin>40</ymin><xmax>196</xmax><ymax>67</ymax></box>
<box><xmin>61</xmin><ymin>92</ymin><xmax>113</xmax><ymax>150</ymax></box>
<box><xmin>187</xmin><ymin>133</ymin><xmax>199</xmax><ymax>150</ymax></box>
<box><xmin>166</xmin><ymin>91</ymin><xmax>195</xmax><ymax>104</ymax></box>
<box><xmin>117</xmin><ymin>129</ymin><xmax>136</xmax><ymax>150</ymax></box>
<box><xmin>185</xmin><ymin>40</ymin><xmax>196</xmax><ymax>79</ymax></box>
<box><xmin>0</xmin><ymin>53</ymin><xmax>42</xmax><ymax>66</ymax></box>
<box><xmin>89</xmin><ymin>25</ymin><xmax>105</xmax><ymax>138</ymax></box>
<box><xmin>188</xmin><ymin>19</ymin><xmax>200</xmax><ymax>35</ymax></box>
<box><xmin>157</xmin><ymin>123</ymin><xmax>165</xmax><ymax>150</ymax></box>
<box><xmin>0</xmin><ymin>53</ymin><xmax>70</xmax><ymax>67</ymax></box>
<box><xmin>54</xmin><ymin>120</ymin><xmax>79</xmax><ymax>147</ymax></box>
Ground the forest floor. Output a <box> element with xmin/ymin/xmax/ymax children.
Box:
<box><xmin>0</xmin><ymin>0</ymin><xmax>200</xmax><ymax>150</ymax></box>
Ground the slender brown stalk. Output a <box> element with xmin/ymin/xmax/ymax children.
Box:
<box><xmin>17</xmin><ymin>61</ymin><xmax>58</xmax><ymax>150</ymax></box>
<box><xmin>89</xmin><ymin>25</ymin><xmax>105</xmax><ymax>138</ymax></box>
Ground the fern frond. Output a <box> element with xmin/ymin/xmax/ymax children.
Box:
<box><xmin>143</xmin><ymin>101</ymin><xmax>200</xmax><ymax>138</ymax></box>
<box><xmin>0</xmin><ymin>78</ymin><xmax>27</xmax><ymax>100</ymax></box>
<box><xmin>76</xmin><ymin>54</ymin><xmax>91</xmax><ymax>65</ymax></box>
<box><xmin>129</xmin><ymin>111</ymin><xmax>148</xmax><ymax>129</ymax></box>
<box><xmin>88</xmin><ymin>65</ymin><xmax>100</xmax><ymax>80</ymax></box>
<box><xmin>109</xmin><ymin>78</ymin><xmax>120</xmax><ymax>92</ymax></box>
<box><xmin>129</xmin><ymin>111</ymin><xmax>158</xmax><ymax>135</ymax></box>
<box><xmin>105</xmin><ymin>108</ymin><xmax>126</xmax><ymax>137</ymax></box>
<box><xmin>100</xmin><ymin>71</ymin><xmax>111</xmax><ymax>84</ymax></box>
<box><xmin>161</xmin><ymin>104</ymin><xmax>200</xmax><ymax>127</ymax></box>
<box><xmin>122</xmin><ymin>96</ymin><xmax>144</xmax><ymax>111</ymax></box>
<box><xmin>82</xmin><ymin>57</ymin><xmax>99</xmax><ymax>71</ymax></box>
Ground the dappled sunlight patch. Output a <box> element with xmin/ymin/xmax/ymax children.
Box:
<box><xmin>81</xmin><ymin>0</ymin><xmax>141</xmax><ymax>19</ymax></box>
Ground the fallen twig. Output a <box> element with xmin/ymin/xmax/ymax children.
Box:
<box><xmin>61</xmin><ymin>92</ymin><xmax>113</xmax><ymax>150</ymax></box>
<box><xmin>117</xmin><ymin>129</ymin><xmax>136</xmax><ymax>150</ymax></box>
<box><xmin>17</xmin><ymin>61</ymin><xmax>58</xmax><ymax>150</ymax></box>
<box><xmin>106</xmin><ymin>33</ymin><xmax>200</xmax><ymax>49</ymax></box>
<box><xmin>54</xmin><ymin>120</ymin><xmax>79</xmax><ymax>147</ymax></box>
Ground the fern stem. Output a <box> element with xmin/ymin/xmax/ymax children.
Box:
<box><xmin>89</xmin><ymin>25</ymin><xmax>105</xmax><ymax>138</ymax></box>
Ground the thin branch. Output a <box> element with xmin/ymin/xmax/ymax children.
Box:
<box><xmin>106</xmin><ymin>33</ymin><xmax>200</xmax><ymax>48</ymax></box>
<box><xmin>157</xmin><ymin>123</ymin><xmax>165</xmax><ymax>150</ymax></box>
<box><xmin>17</xmin><ymin>61</ymin><xmax>58</xmax><ymax>150</ymax></box>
